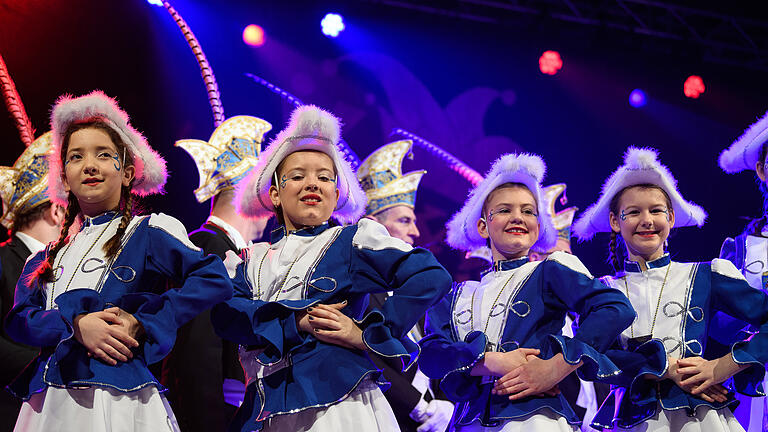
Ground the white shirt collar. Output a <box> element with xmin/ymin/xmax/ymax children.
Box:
<box><xmin>14</xmin><ymin>231</ymin><xmax>47</xmax><ymax>255</ymax></box>
<box><xmin>207</xmin><ymin>215</ymin><xmax>248</xmax><ymax>250</ymax></box>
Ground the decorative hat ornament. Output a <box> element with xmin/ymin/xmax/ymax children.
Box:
<box><xmin>49</xmin><ymin>91</ymin><xmax>168</xmax><ymax>206</ymax></box>
<box><xmin>0</xmin><ymin>53</ymin><xmax>53</xmax><ymax>229</ymax></box>
<box><xmin>357</xmin><ymin>140</ymin><xmax>426</xmax><ymax>216</ymax></box>
<box><xmin>718</xmin><ymin>111</ymin><xmax>768</xmax><ymax>174</ymax></box>
<box><xmin>573</xmin><ymin>147</ymin><xmax>706</xmax><ymax>240</ymax></box>
<box><xmin>235</xmin><ymin>105</ymin><xmax>367</xmax><ymax>224</ymax></box>
<box><xmin>446</xmin><ymin>153</ymin><xmax>557</xmax><ymax>253</ymax></box>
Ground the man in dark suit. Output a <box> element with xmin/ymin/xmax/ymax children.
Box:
<box><xmin>0</xmin><ymin>133</ymin><xmax>64</xmax><ymax>431</ymax></box>
<box><xmin>162</xmin><ymin>116</ymin><xmax>270</xmax><ymax>432</ymax></box>
<box><xmin>358</xmin><ymin>141</ymin><xmax>453</xmax><ymax>432</ymax></box>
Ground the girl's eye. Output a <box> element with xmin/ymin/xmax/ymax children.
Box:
<box><xmin>291</xmin><ymin>175</ymin><xmax>304</xmax><ymax>181</ymax></box>
<box><xmin>98</xmin><ymin>152</ymin><xmax>114</xmax><ymax>158</ymax></box>
<box><xmin>650</xmin><ymin>208</ymin><xmax>667</xmax><ymax>214</ymax></box>
<box><xmin>318</xmin><ymin>175</ymin><xmax>332</xmax><ymax>182</ymax></box>
<box><xmin>522</xmin><ymin>208</ymin><xmax>536</xmax><ymax>215</ymax></box>
<box><xmin>67</xmin><ymin>154</ymin><xmax>82</xmax><ymax>162</ymax></box>
<box><xmin>496</xmin><ymin>208</ymin><xmax>511</xmax><ymax>214</ymax></box>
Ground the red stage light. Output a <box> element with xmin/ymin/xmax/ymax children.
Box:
<box><xmin>539</xmin><ymin>51</ymin><xmax>563</xmax><ymax>75</ymax></box>
<box><xmin>684</xmin><ymin>75</ymin><xmax>705</xmax><ymax>99</ymax></box>
<box><xmin>243</xmin><ymin>24</ymin><xmax>265</xmax><ymax>47</ymax></box>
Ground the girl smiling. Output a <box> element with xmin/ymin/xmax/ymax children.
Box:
<box><xmin>211</xmin><ymin>105</ymin><xmax>451</xmax><ymax>431</ymax></box>
<box><xmin>419</xmin><ymin>153</ymin><xmax>634</xmax><ymax>431</ymax></box>
<box><xmin>5</xmin><ymin>91</ymin><xmax>232</xmax><ymax>431</ymax></box>
<box><xmin>574</xmin><ymin>147</ymin><xmax>768</xmax><ymax>431</ymax></box>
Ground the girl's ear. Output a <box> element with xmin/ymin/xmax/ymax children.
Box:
<box><xmin>667</xmin><ymin>208</ymin><xmax>675</xmax><ymax>229</ymax></box>
<box><xmin>269</xmin><ymin>185</ymin><xmax>281</xmax><ymax>208</ymax></box>
<box><xmin>609</xmin><ymin>211</ymin><xmax>621</xmax><ymax>233</ymax></box>
<box><xmin>122</xmin><ymin>165</ymin><xmax>136</xmax><ymax>187</ymax></box>
<box><xmin>477</xmin><ymin>217</ymin><xmax>489</xmax><ymax>239</ymax></box>
<box><xmin>757</xmin><ymin>160</ymin><xmax>767</xmax><ymax>182</ymax></box>
<box><xmin>62</xmin><ymin>173</ymin><xmax>71</xmax><ymax>193</ymax></box>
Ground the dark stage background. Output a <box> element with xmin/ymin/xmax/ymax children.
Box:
<box><xmin>1</xmin><ymin>0</ymin><xmax>767</xmax><ymax>280</ymax></box>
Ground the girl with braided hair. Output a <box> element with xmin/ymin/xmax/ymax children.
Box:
<box><xmin>573</xmin><ymin>147</ymin><xmax>768</xmax><ymax>431</ymax></box>
<box><xmin>5</xmin><ymin>91</ymin><xmax>232</xmax><ymax>432</ymax></box>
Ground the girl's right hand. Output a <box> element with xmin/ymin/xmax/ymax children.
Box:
<box><xmin>471</xmin><ymin>348</ymin><xmax>540</xmax><ymax>377</ymax></box>
<box><xmin>73</xmin><ymin>311</ymin><xmax>139</xmax><ymax>366</ymax></box>
<box><xmin>664</xmin><ymin>357</ymin><xmax>729</xmax><ymax>403</ymax></box>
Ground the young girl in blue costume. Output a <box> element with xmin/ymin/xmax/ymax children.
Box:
<box><xmin>419</xmin><ymin>153</ymin><xmax>634</xmax><ymax>431</ymax></box>
<box><xmin>719</xmin><ymin>112</ymin><xmax>768</xmax><ymax>432</ymax></box>
<box><xmin>5</xmin><ymin>91</ymin><xmax>232</xmax><ymax>431</ymax></box>
<box><xmin>210</xmin><ymin>105</ymin><xmax>452</xmax><ymax>431</ymax></box>
<box><xmin>573</xmin><ymin>147</ymin><xmax>768</xmax><ymax>431</ymax></box>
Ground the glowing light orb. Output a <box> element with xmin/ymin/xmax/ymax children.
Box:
<box><xmin>684</xmin><ymin>75</ymin><xmax>705</xmax><ymax>99</ymax></box>
<box><xmin>243</xmin><ymin>24</ymin><xmax>265</xmax><ymax>47</ymax></box>
<box><xmin>321</xmin><ymin>13</ymin><xmax>345</xmax><ymax>38</ymax></box>
<box><xmin>539</xmin><ymin>51</ymin><xmax>563</xmax><ymax>75</ymax></box>
<box><xmin>146</xmin><ymin>0</ymin><xmax>163</xmax><ymax>5</ymax></box>
<box><xmin>629</xmin><ymin>89</ymin><xmax>647</xmax><ymax>108</ymax></box>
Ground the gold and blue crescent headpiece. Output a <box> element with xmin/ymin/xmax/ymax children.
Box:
<box><xmin>0</xmin><ymin>132</ymin><xmax>52</xmax><ymax>229</ymax></box>
<box><xmin>0</xmin><ymin>52</ymin><xmax>52</xmax><ymax>230</ymax></box>
<box><xmin>541</xmin><ymin>183</ymin><xmax>578</xmax><ymax>242</ymax></box>
<box><xmin>357</xmin><ymin>140</ymin><xmax>426</xmax><ymax>216</ymax></box>
<box><xmin>176</xmin><ymin>115</ymin><xmax>272</xmax><ymax>203</ymax></box>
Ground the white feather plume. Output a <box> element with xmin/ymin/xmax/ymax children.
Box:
<box><xmin>719</xmin><ymin>111</ymin><xmax>768</xmax><ymax>174</ymax></box>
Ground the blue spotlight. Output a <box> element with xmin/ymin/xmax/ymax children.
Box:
<box><xmin>321</xmin><ymin>13</ymin><xmax>345</xmax><ymax>37</ymax></box>
<box><xmin>629</xmin><ymin>89</ymin><xmax>646</xmax><ymax>108</ymax></box>
<box><xmin>146</xmin><ymin>0</ymin><xmax>163</xmax><ymax>5</ymax></box>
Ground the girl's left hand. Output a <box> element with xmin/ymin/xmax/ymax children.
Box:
<box><xmin>103</xmin><ymin>307</ymin><xmax>144</xmax><ymax>340</ymax></box>
<box><xmin>677</xmin><ymin>355</ymin><xmax>746</xmax><ymax>397</ymax></box>
<box><xmin>306</xmin><ymin>301</ymin><xmax>366</xmax><ymax>351</ymax></box>
<box><xmin>493</xmin><ymin>353</ymin><xmax>580</xmax><ymax>400</ymax></box>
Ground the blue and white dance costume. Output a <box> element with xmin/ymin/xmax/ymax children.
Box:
<box><xmin>211</xmin><ymin>218</ymin><xmax>452</xmax><ymax>431</ymax></box>
<box><xmin>5</xmin><ymin>212</ymin><xmax>232</xmax><ymax>431</ymax></box>
<box><xmin>718</xmin><ymin>110</ymin><xmax>768</xmax><ymax>432</ymax></box>
<box><xmin>420</xmin><ymin>252</ymin><xmax>634</xmax><ymax>431</ymax></box>
<box><xmin>589</xmin><ymin>255</ymin><xmax>768</xmax><ymax>431</ymax></box>
<box><xmin>720</xmin><ymin>230</ymin><xmax>768</xmax><ymax>432</ymax></box>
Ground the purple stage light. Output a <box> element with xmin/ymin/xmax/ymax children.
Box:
<box><xmin>321</xmin><ymin>13</ymin><xmax>345</xmax><ymax>37</ymax></box>
<box><xmin>629</xmin><ymin>89</ymin><xmax>646</xmax><ymax>108</ymax></box>
<box><xmin>146</xmin><ymin>0</ymin><xmax>163</xmax><ymax>6</ymax></box>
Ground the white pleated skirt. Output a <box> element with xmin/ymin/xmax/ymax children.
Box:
<box><xmin>14</xmin><ymin>386</ymin><xmax>179</xmax><ymax>432</ymax></box>
<box><xmin>611</xmin><ymin>403</ymin><xmax>745</xmax><ymax>432</ymax></box>
<box><xmin>455</xmin><ymin>408</ymin><xmax>578</xmax><ymax>432</ymax></box>
<box><xmin>263</xmin><ymin>378</ymin><xmax>400</xmax><ymax>432</ymax></box>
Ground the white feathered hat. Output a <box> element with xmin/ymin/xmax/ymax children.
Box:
<box><xmin>49</xmin><ymin>90</ymin><xmax>167</xmax><ymax>205</ymax></box>
<box><xmin>573</xmin><ymin>147</ymin><xmax>707</xmax><ymax>240</ymax></box>
<box><xmin>235</xmin><ymin>105</ymin><xmax>366</xmax><ymax>224</ymax></box>
<box><xmin>446</xmin><ymin>153</ymin><xmax>556</xmax><ymax>253</ymax></box>
<box><xmin>719</xmin><ymin>111</ymin><xmax>768</xmax><ymax>173</ymax></box>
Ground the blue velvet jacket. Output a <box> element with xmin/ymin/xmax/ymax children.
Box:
<box><xmin>4</xmin><ymin>212</ymin><xmax>232</xmax><ymax>400</ymax></box>
<box><xmin>419</xmin><ymin>252</ymin><xmax>634</xmax><ymax>428</ymax></box>
<box><xmin>210</xmin><ymin>219</ymin><xmax>452</xmax><ymax>431</ymax></box>
<box><xmin>590</xmin><ymin>256</ymin><xmax>768</xmax><ymax>430</ymax></box>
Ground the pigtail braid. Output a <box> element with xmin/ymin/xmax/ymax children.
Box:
<box><xmin>607</xmin><ymin>231</ymin><xmax>621</xmax><ymax>273</ymax></box>
<box><xmin>33</xmin><ymin>193</ymin><xmax>80</xmax><ymax>286</ymax></box>
<box><xmin>102</xmin><ymin>185</ymin><xmax>134</xmax><ymax>258</ymax></box>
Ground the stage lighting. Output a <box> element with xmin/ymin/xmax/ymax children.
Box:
<box><xmin>321</xmin><ymin>13</ymin><xmax>345</xmax><ymax>37</ymax></box>
<box><xmin>629</xmin><ymin>89</ymin><xmax>646</xmax><ymax>108</ymax></box>
<box><xmin>243</xmin><ymin>24</ymin><xmax>265</xmax><ymax>47</ymax></box>
<box><xmin>684</xmin><ymin>75</ymin><xmax>705</xmax><ymax>99</ymax></box>
<box><xmin>146</xmin><ymin>0</ymin><xmax>163</xmax><ymax>5</ymax></box>
<box><xmin>539</xmin><ymin>50</ymin><xmax>562</xmax><ymax>75</ymax></box>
